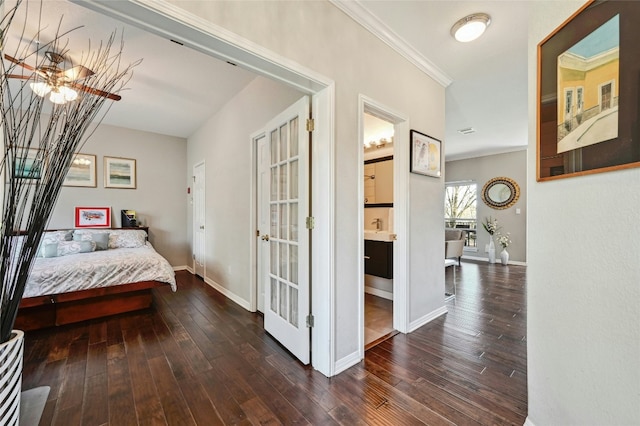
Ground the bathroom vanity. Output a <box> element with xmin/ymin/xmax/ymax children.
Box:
<box><xmin>364</xmin><ymin>237</ymin><xmax>393</xmax><ymax>279</ymax></box>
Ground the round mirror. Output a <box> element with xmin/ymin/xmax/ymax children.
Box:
<box><xmin>481</xmin><ymin>177</ymin><xmax>520</xmax><ymax>210</ymax></box>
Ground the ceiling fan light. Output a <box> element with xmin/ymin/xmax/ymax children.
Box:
<box><xmin>29</xmin><ymin>82</ymin><xmax>51</xmax><ymax>97</ymax></box>
<box><xmin>451</xmin><ymin>13</ymin><xmax>491</xmax><ymax>42</ymax></box>
<box><xmin>49</xmin><ymin>90</ymin><xmax>67</xmax><ymax>104</ymax></box>
<box><xmin>59</xmin><ymin>86</ymin><xmax>78</xmax><ymax>102</ymax></box>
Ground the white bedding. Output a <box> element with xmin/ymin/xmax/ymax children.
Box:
<box><xmin>24</xmin><ymin>241</ymin><xmax>176</xmax><ymax>298</ymax></box>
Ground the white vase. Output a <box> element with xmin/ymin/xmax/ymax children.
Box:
<box><xmin>0</xmin><ymin>330</ymin><xmax>24</xmax><ymax>426</ymax></box>
<box><xmin>488</xmin><ymin>237</ymin><xmax>496</xmax><ymax>263</ymax></box>
<box><xmin>500</xmin><ymin>248</ymin><xmax>509</xmax><ymax>265</ymax></box>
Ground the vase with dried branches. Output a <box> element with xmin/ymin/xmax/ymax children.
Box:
<box><xmin>0</xmin><ymin>0</ymin><xmax>138</xmax><ymax>421</ymax></box>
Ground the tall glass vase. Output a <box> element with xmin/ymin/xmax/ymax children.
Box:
<box><xmin>488</xmin><ymin>237</ymin><xmax>496</xmax><ymax>263</ymax></box>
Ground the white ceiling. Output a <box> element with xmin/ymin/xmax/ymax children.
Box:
<box><xmin>4</xmin><ymin>0</ymin><xmax>530</xmax><ymax>160</ymax></box>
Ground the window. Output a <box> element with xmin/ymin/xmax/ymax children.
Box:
<box><xmin>445</xmin><ymin>182</ymin><xmax>477</xmax><ymax>249</ymax></box>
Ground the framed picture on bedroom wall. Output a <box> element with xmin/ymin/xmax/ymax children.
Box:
<box><xmin>104</xmin><ymin>156</ymin><xmax>136</xmax><ymax>189</ymax></box>
<box><xmin>63</xmin><ymin>153</ymin><xmax>96</xmax><ymax>187</ymax></box>
<box><xmin>75</xmin><ymin>207</ymin><xmax>111</xmax><ymax>228</ymax></box>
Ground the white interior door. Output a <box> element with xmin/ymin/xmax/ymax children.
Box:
<box><xmin>259</xmin><ymin>96</ymin><xmax>310</xmax><ymax>364</ymax></box>
<box><xmin>256</xmin><ymin>134</ymin><xmax>269</xmax><ymax>313</ymax></box>
<box><xmin>193</xmin><ymin>161</ymin><xmax>205</xmax><ymax>278</ymax></box>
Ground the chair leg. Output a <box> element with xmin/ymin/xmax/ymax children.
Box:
<box><xmin>458</xmin><ymin>256</ymin><xmax>461</xmax><ymax>266</ymax></box>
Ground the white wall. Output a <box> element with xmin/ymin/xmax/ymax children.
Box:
<box><xmin>445</xmin><ymin>150</ymin><xmax>527</xmax><ymax>263</ymax></box>
<box><xmin>187</xmin><ymin>76</ymin><xmax>303</xmax><ymax>304</ymax></box>
<box><xmin>49</xmin><ymin>123</ymin><xmax>189</xmax><ymax>268</ymax></box>
<box><xmin>527</xmin><ymin>2</ymin><xmax>640</xmax><ymax>424</ymax></box>
<box><xmin>172</xmin><ymin>0</ymin><xmax>446</xmax><ymax>364</ymax></box>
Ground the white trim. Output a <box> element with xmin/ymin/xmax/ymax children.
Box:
<box><xmin>461</xmin><ymin>255</ymin><xmax>527</xmax><ymax>266</ymax></box>
<box><xmin>408</xmin><ymin>306</ymin><xmax>448</xmax><ymax>333</ymax></box>
<box><xmin>365</xmin><ymin>286</ymin><xmax>393</xmax><ymax>301</ymax></box>
<box><xmin>329</xmin><ymin>0</ymin><xmax>452</xmax><ymax>87</ymax></box>
<box><xmin>172</xmin><ymin>265</ymin><xmax>191</xmax><ymax>272</ymax></box>
<box><xmin>333</xmin><ymin>350</ymin><xmax>362</xmax><ymax>376</ymax></box>
<box><xmin>523</xmin><ymin>417</ymin><xmax>537</xmax><ymax>426</ymax></box>
<box><xmin>248</xmin><ymin>129</ymin><xmax>267</xmax><ymax>313</ymax></box>
<box><xmin>203</xmin><ymin>277</ymin><xmax>251</xmax><ymax>311</ymax></box>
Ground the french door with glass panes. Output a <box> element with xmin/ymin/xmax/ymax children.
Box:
<box><xmin>258</xmin><ymin>96</ymin><xmax>310</xmax><ymax>364</ymax></box>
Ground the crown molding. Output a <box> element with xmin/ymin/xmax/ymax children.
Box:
<box><xmin>330</xmin><ymin>0</ymin><xmax>453</xmax><ymax>88</ymax></box>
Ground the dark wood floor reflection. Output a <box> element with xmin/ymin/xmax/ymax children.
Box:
<box><xmin>364</xmin><ymin>293</ymin><xmax>395</xmax><ymax>349</ymax></box>
<box><xmin>22</xmin><ymin>263</ymin><xmax>527</xmax><ymax>425</ymax></box>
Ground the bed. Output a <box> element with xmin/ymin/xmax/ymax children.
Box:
<box><xmin>15</xmin><ymin>228</ymin><xmax>176</xmax><ymax>331</ymax></box>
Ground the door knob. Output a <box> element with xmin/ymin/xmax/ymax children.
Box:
<box><xmin>199</xmin><ymin>225</ymin><xmax>204</xmax><ymax>230</ymax></box>
<box><xmin>261</xmin><ymin>234</ymin><xmax>270</xmax><ymax>241</ymax></box>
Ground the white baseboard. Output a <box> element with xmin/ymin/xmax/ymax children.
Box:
<box><xmin>172</xmin><ymin>265</ymin><xmax>191</xmax><ymax>272</ymax></box>
<box><xmin>523</xmin><ymin>417</ymin><xmax>536</xmax><ymax>426</ymax></box>
<box><xmin>202</xmin><ymin>276</ymin><xmax>252</xmax><ymax>311</ymax></box>
<box><xmin>461</xmin><ymin>255</ymin><xmax>527</xmax><ymax>266</ymax></box>
<box><xmin>408</xmin><ymin>305</ymin><xmax>448</xmax><ymax>333</ymax></box>
<box><xmin>333</xmin><ymin>350</ymin><xmax>362</xmax><ymax>376</ymax></box>
<box><xmin>364</xmin><ymin>286</ymin><xmax>393</xmax><ymax>300</ymax></box>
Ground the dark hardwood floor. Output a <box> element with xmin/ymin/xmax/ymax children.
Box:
<box><xmin>364</xmin><ymin>293</ymin><xmax>396</xmax><ymax>350</ymax></box>
<box><xmin>21</xmin><ymin>261</ymin><xmax>527</xmax><ymax>425</ymax></box>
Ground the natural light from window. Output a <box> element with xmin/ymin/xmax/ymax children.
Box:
<box><xmin>445</xmin><ymin>182</ymin><xmax>477</xmax><ymax>249</ymax></box>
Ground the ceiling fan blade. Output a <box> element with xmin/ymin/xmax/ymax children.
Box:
<box><xmin>70</xmin><ymin>83</ymin><xmax>121</xmax><ymax>101</ymax></box>
<box><xmin>64</xmin><ymin>65</ymin><xmax>95</xmax><ymax>82</ymax></box>
<box><xmin>4</xmin><ymin>54</ymin><xmax>36</xmax><ymax>71</ymax></box>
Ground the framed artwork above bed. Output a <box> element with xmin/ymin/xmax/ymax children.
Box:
<box><xmin>75</xmin><ymin>206</ymin><xmax>111</xmax><ymax>228</ymax></box>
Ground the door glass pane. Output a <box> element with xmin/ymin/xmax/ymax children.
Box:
<box><xmin>280</xmin><ymin>124</ymin><xmax>288</xmax><ymax>162</ymax></box>
<box><xmin>270</xmin><ymin>204</ymin><xmax>278</xmax><ymax>238</ymax></box>
<box><xmin>290</xmin><ymin>244</ymin><xmax>298</xmax><ymax>285</ymax></box>
<box><xmin>279</xmin><ymin>203</ymin><xmax>288</xmax><ymax>241</ymax></box>
<box><xmin>290</xmin><ymin>117</ymin><xmax>299</xmax><ymax>157</ymax></box>
<box><xmin>279</xmin><ymin>282</ymin><xmax>287</xmax><ymax>320</ymax></box>
<box><xmin>270</xmin><ymin>241</ymin><xmax>277</xmax><ymax>275</ymax></box>
<box><xmin>279</xmin><ymin>242</ymin><xmax>288</xmax><ymax>281</ymax></box>
<box><xmin>270</xmin><ymin>278</ymin><xmax>278</xmax><ymax>313</ymax></box>
<box><xmin>289</xmin><ymin>286</ymin><xmax>298</xmax><ymax>328</ymax></box>
<box><xmin>290</xmin><ymin>160</ymin><xmax>298</xmax><ymax>199</ymax></box>
<box><xmin>290</xmin><ymin>203</ymin><xmax>298</xmax><ymax>242</ymax></box>
<box><xmin>270</xmin><ymin>166</ymin><xmax>278</xmax><ymax>201</ymax></box>
<box><xmin>280</xmin><ymin>163</ymin><xmax>288</xmax><ymax>201</ymax></box>
<box><xmin>270</xmin><ymin>130</ymin><xmax>278</xmax><ymax>164</ymax></box>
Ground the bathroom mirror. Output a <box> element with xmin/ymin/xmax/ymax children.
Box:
<box><xmin>364</xmin><ymin>156</ymin><xmax>393</xmax><ymax>206</ymax></box>
<box><xmin>481</xmin><ymin>176</ymin><xmax>520</xmax><ymax>210</ymax></box>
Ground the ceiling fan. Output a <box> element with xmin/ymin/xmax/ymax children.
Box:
<box><xmin>4</xmin><ymin>50</ymin><xmax>121</xmax><ymax>103</ymax></box>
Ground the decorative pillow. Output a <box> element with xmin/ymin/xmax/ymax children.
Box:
<box><xmin>108</xmin><ymin>229</ymin><xmax>147</xmax><ymax>249</ymax></box>
<box><xmin>43</xmin><ymin>240</ymin><xmax>96</xmax><ymax>258</ymax></box>
<box><xmin>38</xmin><ymin>230</ymin><xmax>73</xmax><ymax>257</ymax></box>
<box><xmin>73</xmin><ymin>231</ymin><xmax>110</xmax><ymax>251</ymax></box>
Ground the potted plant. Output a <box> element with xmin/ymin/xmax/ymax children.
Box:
<box><xmin>482</xmin><ymin>216</ymin><xmax>500</xmax><ymax>263</ymax></box>
<box><xmin>496</xmin><ymin>232</ymin><xmax>512</xmax><ymax>265</ymax></box>
<box><xmin>0</xmin><ymin>1</ymin><xmax>137</xmax><ymax>421</ymax></box>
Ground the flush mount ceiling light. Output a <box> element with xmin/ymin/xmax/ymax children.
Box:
<box><xmin>451</xmin><ymin>13</ymin><xmax>491</xmax><ymax>42</ymax></box>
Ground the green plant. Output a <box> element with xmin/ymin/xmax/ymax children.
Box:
<box><xmin>0</xmin><ymin>0</ymin><xmax>138</xmax><ymax>343</ymax></box>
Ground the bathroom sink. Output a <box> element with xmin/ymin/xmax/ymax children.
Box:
<box><xmin>364</xmin><ymin>230</ymin><xmax>394</xmax><ymax>242</ymax></box>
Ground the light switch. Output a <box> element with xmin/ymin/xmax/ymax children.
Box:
<box><xmin>516</xmin><ymin>208</ymin><xmax>521</xmax><ymax>214</ymax></box>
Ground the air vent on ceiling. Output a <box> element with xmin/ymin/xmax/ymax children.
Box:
<box><xmin>457</xmin><ymin>127</ymin><xmax>476</xmax><ymax>135</ymax></box>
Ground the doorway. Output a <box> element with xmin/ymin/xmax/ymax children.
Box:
<box><xmin>359</xmin><ymin>96</ymin><xmax>410</xmax><ymax>354</ymax></box>
<box><xmin>193</xmin><ymin>161</ymin><xmax>206</xmax><ymax>278</ymax></box>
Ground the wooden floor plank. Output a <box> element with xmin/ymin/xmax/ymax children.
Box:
<box><xmin>21</xmin><ymin>262</ymin><xmax>527</xmax><ymax>425</ymax></box>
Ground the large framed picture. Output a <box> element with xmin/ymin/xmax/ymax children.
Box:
<box><xmin>14</xmin><ymin>148</ymin><xmax>43</xmax><ymax>180</ymax></box>
<box><xmin>63</xmin><ymin>153</ymin><xmax>96</xmax><ymax>187</ymax></box>
<box><xmin>104</xmin><ymin>156</ymin><xmax>136</xmax><ymax>189</ymax></box>
<box><xmin>410</xmin><ymin>129</ymin><xmax>441</xmax><ymax>177</ymax></box>
<box><xmin>75</xmin><ymin>207</ymin><xmax>111</xmax><ymax>228</ymax></box>
<box><xmin>537</xmin><ymin>0</ymin><xmax>640</xmax><ymax>181</ymax></box>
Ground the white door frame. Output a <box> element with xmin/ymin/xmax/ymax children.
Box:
<box><xmin>84</xmin><ymin>0</ymin><xmax>336</xmax><ymax>376</ymax></box>
<box><xmin>192</xmin><ymin>161</ymin><xmax>206</xmax><ymax>277</ymax></box>
<box><xmin>358</xmin><ymin>95</ymin><xmax>410</xmax><ymax>357</ymax></box>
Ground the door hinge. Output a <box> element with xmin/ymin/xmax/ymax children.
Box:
<box><xmin>306</xmin><ymin>118</ymin><xmax>314</xmax><ymax>132</ymax></box>
<box><xmin>192</xmin><ymin>175</ymin><xmax>196</xmax><ymax>182</ymax></box>
<box><xmin>306</xmin><ymin>314</ymin><xmax>314</xmax><ymax>328</ymax></box>
<box><xmin>305</xmin><ymin>216</ymin><xmax>315</xmax><ymax>230</ymax></box>
<box><xmin>256</xmin><ymin>229</ymin><xmax>260</xmax><ymax>237</ymax></box>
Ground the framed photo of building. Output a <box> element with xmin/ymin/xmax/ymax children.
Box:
<box><xmin>75</xmin><ymin>207</ymin><xmax>111</xmax><ymax>228</ymax></box>
<box><xmin>64</xmin><ymin>153</ymin><xmax>96</xmax><ymax>187</ymax></box>
<box><xmin>410</xmin><ymin>129</ymin><xmax>441</xmax><ymax>178</ymax></box>
<box><xmin>537</xmin><ymin>0</ymin><xmax>640</xmax><ymax>181</ymax></box>
<box><xmin>104</xmin><ymin>156</ymin><xmax>136</xmax><ymax>189</ymax></box>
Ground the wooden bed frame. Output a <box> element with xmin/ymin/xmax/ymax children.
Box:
<box><xmin>15</xmin><ymin>280</ymin><xmax>167</xmax><ymax>331</ymax></box>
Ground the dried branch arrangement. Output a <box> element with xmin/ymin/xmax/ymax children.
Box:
<box><xmin>0</xmin><ymin>0</ymin><xmax>139</xmax><ymax>343</ymax></box>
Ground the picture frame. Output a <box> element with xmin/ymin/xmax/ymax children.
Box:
<box><xmin>75</xmin><ymin>207</ymin><xmax>111</xmax><ymax>228</ymax></box>
<box><xmin>537</xmin><ymin>0</ymin><xmax>640</xmax><ymax>181</ymax></box>
<box><xmin>63</xmin><ymin>153</ymin><xmax>97</xmax><ymax>187</ymax></box>
<box><xmin>410</xmin><ymin>129</ymin><xmax>441</xmax><ymax>177</ymax></box>
<box><xmin>104</xmin><ymin>156</ymin><xmax>136</xmax><ymax>189</ymax></box>
<box><xmin>14</xmin><ymin>148</ymin><xmax>43</xmax><ymax>180</ymax></box>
